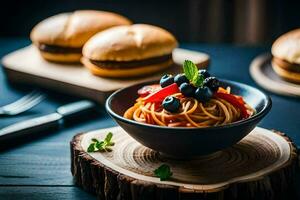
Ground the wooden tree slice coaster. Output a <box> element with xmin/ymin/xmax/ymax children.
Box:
<box><xmin>71</xmin><ymin>127</ymin><xmax>299</xmax><ymax>200</ymax></box>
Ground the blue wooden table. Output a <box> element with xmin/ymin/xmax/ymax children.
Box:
<box><xmin>0</xmin><ymin>39</ymin><xmax>299</xmax><ymax>200</ymax></box>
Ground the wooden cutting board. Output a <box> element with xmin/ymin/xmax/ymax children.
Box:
<box><xmin>1</xmin><ymin>45</ymin><xmax>209</xmax><ymax>104</ymax></box>
<box><xmin>71</xmin><ymin>126</ymin><xmax>298</xmax><ymax>200</ymax></box>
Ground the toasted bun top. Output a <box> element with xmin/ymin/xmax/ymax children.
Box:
<box><xmin>82</xmin><ymin>24</ymin><xmax>178</xmax><ymax>61</ymax></box>
<box><xmin>271</xmin><ymin>29</ymin><xmax>300</xmax><ymax>64</ymax></box>
<box><xmin>30</xmin><ymin>10</ymin><xmax>132</xmax><ymax>47</ymax></box>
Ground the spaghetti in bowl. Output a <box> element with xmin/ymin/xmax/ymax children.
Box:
<box><xmin>106</xmin><ymin>79</ymin><xmax>271</xmax><ymax>157</ymax></box>
<box><xmin>124</xmin><ymin>85</ymin><xmax>255</xmax><ymax>128</ymax></box>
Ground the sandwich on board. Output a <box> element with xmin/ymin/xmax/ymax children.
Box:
<box><xmin>82</xmin><ymin>24</ymin><xmax>178</xmax><ymax>78</ymax></box>
<box><xmin>30</xmin><ymin>10</ymin><xmax>131</xmax><ymax>63</ymax></box>
<box><xmin>271</xmin><ymin>29</ymin><xmax>300</xmax><ymax>83</ymax></box>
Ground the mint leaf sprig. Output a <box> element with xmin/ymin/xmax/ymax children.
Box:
<box><xmin>154</xmin><ymin>164</ymin><xmax>173</xmax><ymax>181</ymax></box>
<box><xmin>183</xmin><ymin>60</ymin><xmax>204</xmax><ymax>87</ymax></box>
<box><xmin>87</xmin><ymin>132</ymin><xmax>115</xmax><ymax>152</ymax></box>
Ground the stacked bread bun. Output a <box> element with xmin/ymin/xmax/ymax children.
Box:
<box><xmin>271</xmin><ymin>29</ymin><xmax>300</xmax><ymax>83</ymax></box>
<box><xmin>82</xmin><ymin>24</ymin><xmax>178</xmax><ymax>78</ymax></box>
<box><xmin>30</xmin><ymin>10</ymin><xmax>131</xmax><ymax>63</ymax></box>
<box><xmin>30</xmin><ymin>11</ymin><xmax>178</xmax><ymax>78</ymax></box>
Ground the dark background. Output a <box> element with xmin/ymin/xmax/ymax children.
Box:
<box><xmin>1</xmin><ymin>1</ymin><xmax>300</xmax><ymax>199</ymax></box>
<box><xmin>0</xmin><ymin>0</ymin><xmax>300</xmax><ymax>44</ymax></box>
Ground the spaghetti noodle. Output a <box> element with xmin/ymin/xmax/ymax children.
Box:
<box><xmin>124</xmin><ymin>88</ymin><xmax>255</xmax><ymax>128</ymax></box>
<box><xmin>124</xmin><ymin>60</ymin><xmax>255</xmax><ymax>127</ymax></box>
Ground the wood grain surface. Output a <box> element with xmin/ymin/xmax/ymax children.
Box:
<box><xmin>1</xmin><ymin>45</ymin><xmax>209</xmax><ymax>104</ymax></box>
<box><xmin>71</xmin><ymin>126</ymin><xmax>299</xmax><ymax>200</ymax></box>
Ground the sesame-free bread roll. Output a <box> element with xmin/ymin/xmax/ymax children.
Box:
<box><xmin>30</xmin><ymin>10</ymin><xmax>131</xmax><ymax>63</ymax></box>
<box><xmin>271</xmin><ymin>29</ymin><xmax>300</xmax><ymax>83</ymax></box>
<box><xmin>82</xmin><ymin>24</ymin><xmax>178</xmax><ymax>78</ymax></box>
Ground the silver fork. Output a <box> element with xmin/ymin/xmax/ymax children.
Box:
<box><xmin>0</xmin><ymin>91</ymin><xmax>45</xmax><ymax>116</ymax></box>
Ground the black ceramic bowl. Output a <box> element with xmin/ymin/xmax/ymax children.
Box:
<box><xmin>106</xmin><ymin>80</ymin><xmax>272</xmax><ymax>157</ymax></box>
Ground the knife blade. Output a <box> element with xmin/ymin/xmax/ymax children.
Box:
<box><xmin>0</xmin><ymin>100</ymin><xmax>96</xmax><ymax>143</ymax></box>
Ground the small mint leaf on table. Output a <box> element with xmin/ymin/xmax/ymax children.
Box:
<box><xmin>104</xmin><ymin>132</ymin><xmax>113</xmax><ymax>143</ymax></box>
<box><xmin>87</xmin><ymin>132</ymin><xmax>114</xmax><ymax>152</ymax></box>
<box><xmin>103</xmin><ymin>132</ymin><xmax>115</xmax><ymax>150</ymax></box>
<box><xmin>154</xmin><ymin>164</ymin><xmax>173</xmax><ymax>181</ymax></box>
<box><xmin>92</xmin><ymin>138</ymin><xmax>99</xmax><ymax>143</ymax></box>
<box><xmin>87</xmin><ymin>143</ymin><xmax>95</xmax><ymax>152</ymax></box>
<box><xmin>95</xmin><ymin>141</ymin><xmax>105</xmax><ymax>150</ymax></box>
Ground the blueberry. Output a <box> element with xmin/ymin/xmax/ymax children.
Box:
<box><xmin>160</xmin><ymin>74</ymin><xmax>174</xmax><ymax>88</ymax></box>
<box><xmin>203</xmin><ymin>77</ymin><xmax>220</xmax><ymax>92</ymax></box>
<box><xmin>199</xmin><ymin>69</ymin><xmax>210</xmax><ymax>79</ymax></box>
<box><xmin>174</xmin><ymin>74</ymin><xmax>189</xmax><ymax>86</ymax></box>
<box><xmin>162</xmin><ymin>96</ymin><xmax>180</xmax><ymax>113</ymax></box>
<box><xmin>194</xmin><ymin>87</ymin><xmax>213</xmax><ymax>103</ymax></box>
<box><xmin>179</xmin><ymin>83</ymin><xmax>196</xmax><ymax>97</ymax></box>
